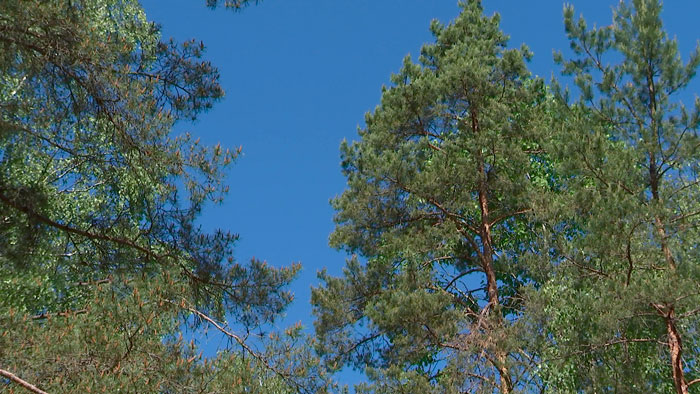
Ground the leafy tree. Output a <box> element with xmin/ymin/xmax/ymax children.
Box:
<box><xmin>0</xmin><ymin>0</ymin><xmax>330</xmax><ymax>392</ymax></box>
<box><xmin>530</xmin><ymin>0</ymin><xmax>700</xmax><ymax>392</ymax></box>
<box><xmin>312</xmin><ymin>1</ymin><xmax>553</xmax><ymax>392</ymax></box>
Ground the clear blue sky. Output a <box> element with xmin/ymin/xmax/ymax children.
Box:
<box><xmin>139</xmin><ymin>0</ymin><xmax>698</xmax><ymax>385</ymax></box>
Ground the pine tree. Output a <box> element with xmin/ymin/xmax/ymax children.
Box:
<box><xmin>0</xmin><ymin>0</ymin><xmax>330</xmax><ymax>392</ymax></box>
<box><xmin>531</xmin><ymin>0</ymin><xmax>700</xmax><ymax>391</ymax></box>
<box><xmin>312</xmin><ymin>1</ymin><xmax>553</xmax><ymax>392</ymax></box>
<box><xmin>0</xmin><ymin>273</ymin><xmax>329</xmax><ymax>393</ymax></box>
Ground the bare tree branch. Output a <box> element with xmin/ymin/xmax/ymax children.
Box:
<box><xmin>0</xmin><ymin>367</ymin><xmax>49</xmax><ymax>394</ymax></box>
<box><xmin>168</xmin><ymin>299</ymin><xmax>307</xmax><ymax>393</ymax></box>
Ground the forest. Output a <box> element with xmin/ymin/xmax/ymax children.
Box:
<box><xmin>1</xmin><ymin>0</ymin><xmax>699</xmax><ymax>393</ymax></box>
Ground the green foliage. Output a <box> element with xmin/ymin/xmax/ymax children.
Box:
<box><xmin>313</xmin><ymin>1</ymin><xmax>554</xmax><ymax>392</ymax></box>
<box><xmin>315</xmin><ymin>0</ymin><xmax>700</xmax><ymax>392</ymax></box>
<box><xmin>0</xmin><ymin>273</ymin><xmax>330</xmax><ymax>393</ymax></box>
<box><xmin>0</xmin><ymin>0</ymin><xmax>331</xmax><ymax>392</ymax></box>
<box><xmin>3</xmin><ymin>0</ymin><xmax>700</xmax><ymax>392</ymax></box>
<box><xmin>0</xmin><ymin>0</ymin><xmax>237</xmax><ymax>315</ymax></box>
<box><xmin>530</xmin><ymin>0</ymin><xmax>700</xmax><ymax>391</ymax></box>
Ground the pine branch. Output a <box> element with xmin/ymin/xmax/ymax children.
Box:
<box><xmin>168</xmin><ymin>299</ymin><xmax>306</xmax><ymax>393</ymax></box>
<box><xmin>0</xmin><ymin>187</ymin><xmax>159</xmax><ymax>259</ymax></box>
<box><xmin>489</xmin><ymin>208</ymin><xmax>532</xmax><ymax>227</ymax></box>
<box><xmin>0</xmin><ymin>187</ymin><xmax>230</xmax><ymax>289</ymax></box>
<box><xmin>0</xmin><ymin>367</ymin><xmax>49</xmax><ymax>394</ymax></box>
<box><xmin>32</xmin><ymin>309</ymin><xmax>88</xmax><ymax>320</ymax></box>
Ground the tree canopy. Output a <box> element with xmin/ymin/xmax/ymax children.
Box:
<box><xmin>312</xmin><ymin>1</ymin><xmax>550</xmax><ymax>392</ymax></box>
<box><xmin>0</xmin><ymin>0</ymin><xmax>330</xmax><ymax>392</ymax></box>
<box><xmin>2</xmin><ymin>0</ymin><xmax>699</xmax><ymax>393</ymax></box>
<box><xmin>314</xmin><ymin>0</ymin><xmax>700</xmax><ymax>393</ymax></box>
<box><xmin>531</xmin><ymin>0</ymin><xmax>700</xmax><ymax>391</ymax></box>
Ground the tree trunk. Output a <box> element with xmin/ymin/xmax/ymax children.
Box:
<box><xmin>654</xmin><ymin>215</ymin><xmax>676</xmax><ymax>270</ymax></box>
<box><xmin>478</xmin><ymin>185</ymin><xmax>512</xmax><ymax>393</ymax></box>
<box><xmin>472</xmin><ymin>108</ymin><xmax>512</xmax><ymax>393</ymax></box>
<box><xmin>649</xmin><ymin>149</ymin><xmax>684</xmax><ymax>391</ymax></box>
<box><xmin>652</xmin><ymin>304</ymin><xmax>688</xmax><ymax>394</ymax></box>
<box><xmin>667</xmin><ymin>316</ymin><xmax>689</xmax><ymax>394</ymax></box>
<box><xmin>478</xmin><ymin>184</ymin><xmax>512</xmax><ymax>393</ymax></box>
<box><xmin>649</xmin><ymin>156</ymin><xmax>676</xmax><ymax>270</ymax></box>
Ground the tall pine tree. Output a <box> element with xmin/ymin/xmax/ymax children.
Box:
<box><xmin>312</xmin><ymin>1</ymin><xmax>553</xmax><ymax>392</ymax></box>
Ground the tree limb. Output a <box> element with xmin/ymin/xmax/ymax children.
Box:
<box><xmin>168</xmin><ymin>299</ymin><xmax>306</xmax><ymax>393</ymax></box>
<box><xmin>32</xmin><ymin>309</ymin><xmax>87</xmax><ymax>320</ymax></box>
<box><xmin>0</xmin><ymin>367</ymin><xmax>49</xmax><ymax>394</ymax></box>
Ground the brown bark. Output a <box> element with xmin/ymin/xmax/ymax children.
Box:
<box><xmin>652</xmin><ymin>304</ymin><xmax>688</xmax><ymax>394</ymax></box>
<box><xmin>654</xmin><ymin>215</ymin><xmax>676</xmax><ymax>270</ymax></box>
<box><xmin>478</xmin><ymin>182</ymin><xmax>512</xmax><ymax>393</ymax></box>
<box><xmin>478</xmin><ymin>183</ymin><xmax>499</xmax><ymax>312</ymax></box>
<box><xmin>647</xmin><ymin>90</ymin><xmax>684</xmax><ymax>389</ymax></box>
<box><xmin>651</xmin><ymin>193</ymin><xmax>686</xmax><ymax>392</ymax></box>
<box><xmin>472</xmin><ymin>109</ymin><xmax>512</xmax><ymax>393</ymax></box>
<box><xmin>0</xmin><ymin>367</ymin><xmax>49</xmax><ymax>394</ymax></box>
<box><xmin>667</xmin><ymin>318</ymin><xmax>688</xmax><ymax>394</ymax></box>
<box><xmin>649</xmin><ymin>153</ymin><xmax>676</xmax><ymax>271</ymax></box>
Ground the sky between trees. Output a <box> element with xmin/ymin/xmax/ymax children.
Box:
<box><xmin>2</xmin><ymin>0</ymin><xmax>700</xmax><ymax>392</ymax></box>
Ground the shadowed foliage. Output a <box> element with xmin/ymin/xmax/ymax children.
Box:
<box><xmin>0</xmin><ymin>0</ymin><xmax>332</xmax><ymax>392</ymax></box>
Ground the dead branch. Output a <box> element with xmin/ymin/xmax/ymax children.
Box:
<box><xmin>0</xmin><ymin>367</ymin><xmax>49</xmax><ymax>394</ymax></box>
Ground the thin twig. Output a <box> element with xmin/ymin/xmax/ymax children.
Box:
<box><xmin>168</xmin><ymin>300</ymin><xmax>305</xmax><ymax>393</ymax></box>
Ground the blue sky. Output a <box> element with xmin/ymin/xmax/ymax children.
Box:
<box><xmin>139</xmin><ymin>0</ymin><xmax>699</xmax><ymax>385</ymax></box>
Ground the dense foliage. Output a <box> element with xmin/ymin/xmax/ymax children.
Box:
<box><xmin>0</xmin><ymin>0</ymin><xmax>330</xmax><ymax>392</ymax></box>
<box><xmin>0</xmin><ymin>275</ymin><xmax>314</xmax><ymax>393</ymax></box>
<box><xmin>2</xmin><ymin>0</ymin><xmax>699</xmax><ymax>393</ymax></box>
<box><xmin>531</xmin><ymin>1</ymin><xmax>700</xmax><ymax>392</ymax></box>
<box><xmin>313</xmin><ymin>2</ymin><xmax>551</xmax><ymax>392</ymax></box>
<box><xmin>314</xmin><ymin>0</ymin><xmax>700</xmax><ymax>393</ymax></box>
